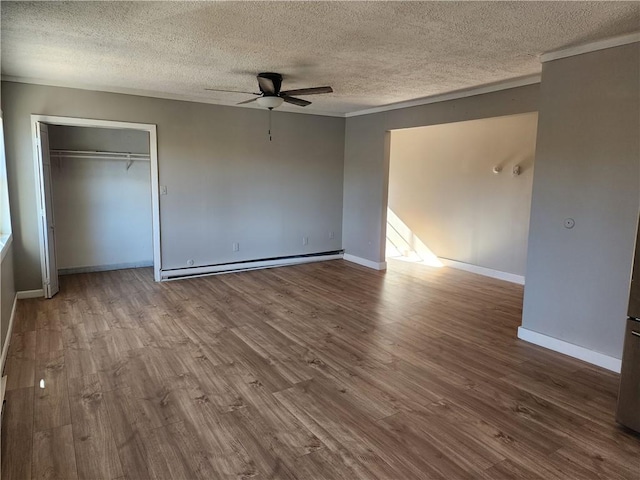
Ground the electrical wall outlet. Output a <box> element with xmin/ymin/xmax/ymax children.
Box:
<box><xmin>160</xmin><ymin>185</ymin><xmax>168</xmax><ymax>195</ymax></box>
<box><xmin>302</xmin><ymin>236</ymin><xmax>309</xmax><ymax>246</ymax></box>
<box><xmin>232</xmin><ymin>242</ymin><xmax>240</xmax><ymax>252</ymax></box>
<box><xmin>329</xmin><ymin>231</ymin><xmax>335</xmax><ymax>239</ymax></box>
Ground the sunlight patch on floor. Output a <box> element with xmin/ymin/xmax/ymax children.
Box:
<box><xmin>386</xmin><ymin>208</ymin><xmax>443</xmax><ymax>268</ymax></box>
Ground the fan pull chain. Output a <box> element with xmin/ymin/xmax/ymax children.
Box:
<box><xmin>268</xmin><ymin>108</ymin><xmax>273</xmax><ymax>142</ymax></box>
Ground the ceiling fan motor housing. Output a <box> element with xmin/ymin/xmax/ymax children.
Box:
<box><xmin>258</xmin><ymin>72</ymin><xmax>283</xmax><ymax>95</ymax></box>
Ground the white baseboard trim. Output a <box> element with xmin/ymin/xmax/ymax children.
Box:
<box><xmin>0</xmin><ymin>294</ymin><xmax>18</xmax><ymax>376</ymax></box>
<box><xmin>440</xmin><ymin>258</ymin><xmax>525</xmax><ymax>285</ymax></box>
<box><xmin>16</xmin><ymin>289</ymin><xmax>44</xmax><ymax>299</ymax></box>
<box><xmin>517</xmin><ymin>327</ymin><xmax>621</xmax><ymax>373</ymax></box>
<box><xmin>343</xmin><ymin>254</ymin><xmax>387</xmax><ymax>271</ymax></box>
<box><xmin>162</xmin><ymin>252</ymin><xmax>344</xmax><ymax>280</ymax></box>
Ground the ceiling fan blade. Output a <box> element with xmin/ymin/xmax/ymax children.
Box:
<box><xmin>237</xmin><ymin>97</ymin><xmax>258</xmax><ymax>105</ymax></box>
<box><xmin>282</xmin><ymin>96</ymin><xmax>311</xmax><ymax>107</ymax></box>
<box><xmin>257</xmin><ymin>76</ymin><xmax>276</xmax><ymax>94</ymax></box>
<box><xmin>205</xmin><ymin>88</ymin><xmax>259</xmax><ymax>95</ymax></box>
<box><xmin>280</xmin><ymin>86</ymin><xmax>333</xmax><ymax>96</ymax></box>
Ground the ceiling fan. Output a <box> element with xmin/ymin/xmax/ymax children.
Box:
<box><xmin>206</xmin><ymin>72</ymin><xmax>333</xmax><ymax>109</ymax></box>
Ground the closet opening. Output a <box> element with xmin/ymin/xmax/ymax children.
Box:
<box><xmin>30</xmin><ymin>116</ymin><xmax>160</xmax><ymax>298</ymax></box>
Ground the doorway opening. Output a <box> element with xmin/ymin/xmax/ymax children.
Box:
<box><xmin>31</xmin><ymin>115</ymin><xmax>160</xmax><ymax>298</ymax></box>
<box><xmin>385</xmin><ymin>113</ymin><xmax>537</xmax><ymax>280</ymax></box>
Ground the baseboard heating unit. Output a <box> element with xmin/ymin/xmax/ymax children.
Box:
<box><xmin>160</xmin><ymin>250</ymin><xmax>344</xmax><ymax>281</ymax></box>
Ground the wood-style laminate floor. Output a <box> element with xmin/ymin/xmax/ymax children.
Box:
<box><xmin>2</xmin><ymin>259</ymin><xmax>639</xmax><ymax>479</ymax></box>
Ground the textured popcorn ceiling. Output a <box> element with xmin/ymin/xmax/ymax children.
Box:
<box><xmin>2</xmin><ymin>1</ymin><xmax>639</xmax><ymax>115</ymax></box>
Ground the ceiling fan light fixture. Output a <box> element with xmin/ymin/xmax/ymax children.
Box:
<box><xmin>256</xmin><ymin>96</ymin><xmax>284</xmax><ymax>109</ymax></box>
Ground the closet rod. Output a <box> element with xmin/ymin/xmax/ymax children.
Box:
<box><xmin>49</xmin><ymin>149</ymin><xmax>150</xmax><ymax>161</ymax></box>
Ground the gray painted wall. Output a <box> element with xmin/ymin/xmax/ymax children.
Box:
<box><xmin>48</xmin><ymin>125</ymin><xmax>150</xmax><ymax>154</ymax></box>
<box><xmin>343</xmin><ymin>84</ymin><xmax>540</xmax><ymax>264</ymax></box>
<box><xmin>522</xmin><ymin>43</ymin><xmax>640</xmax><ymax>359</ymax></box>
<box><xmin>1</xmin><ymin>242</ymin><xmax>15</xmax><ymax>358</ymax></box>
<box><xmin>389</xmin><ymin>113</ymin><xmax>537</xmax><ymax>275</ymax></box>
<box><xmin>2</xmin><ymin>82</ymin><xmax>345</xmax><ymax>290</ymax></box>
<box><xmin>48</xmin><ymin>126</ymin><xmax>153</xmax><ymax>271</ymax></box>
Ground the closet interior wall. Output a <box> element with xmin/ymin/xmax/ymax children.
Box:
<box><xmin>48</xmin><ymin>125</ymin><xmax>153</xmax><ymax>274</ymax></box>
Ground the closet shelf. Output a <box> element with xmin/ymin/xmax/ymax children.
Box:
<box><xmin>50</xmin><ymin>149</ymin><xmax>150</xmax><ymax>170</ymax></box>
<box><xmin>50</xmin><ymin>149</ymin><xmax>150</xmax><ymax>161</ymax></box>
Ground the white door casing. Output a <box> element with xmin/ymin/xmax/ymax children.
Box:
<box><xmin>31</xmin><ymin>115</ymin><xmax>162</xmax><ymax>294</ymax></box>
<box><xmin>34</xmin><ymin>122</ymin><xmax>60</xmax><ymax>298</ymax></box>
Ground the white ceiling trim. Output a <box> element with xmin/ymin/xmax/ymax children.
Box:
<box><xmin>540</xmin><ymin>31</ymin><xmax>640</xmax><ymax>63</ymax></box>
<box><xmin>0</xmin><ymin>75</ymin><xmax>346</xmax><ymax>118</ymax></box>
<box><xmin>344</xmin><ymin>74</ymin><xmax>541</xmax><ymax>118</ymax></box>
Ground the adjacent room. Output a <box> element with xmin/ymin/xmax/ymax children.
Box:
<box><xmin>386</xmin><ymin>113</ymin><xmax>538</xmax><ymax>282</ymax></box>
<box><xmin>0</xmin><ymin>2</ymin><xmax>638</xmax><ymax>479</ymax></box>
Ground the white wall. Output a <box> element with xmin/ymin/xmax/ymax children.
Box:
<box><xmin>48</xmin><ymin>125</ymin><xmax>152</xmax><ymax>272</ymax></box>
<box><xmin>388</xmin><ymin>113</ymin><xmax>537</xmax><ymax>276</ymax></box>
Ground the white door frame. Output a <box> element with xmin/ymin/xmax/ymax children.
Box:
<box><xmin>35</xmin><ymin>123</ymin><xmax>59</xmax><ymax>298</ymax></box>
<box><xmin>30</xmin><ymin>114</ymin><xmax>162</xmax><ymax>285</ymax></box>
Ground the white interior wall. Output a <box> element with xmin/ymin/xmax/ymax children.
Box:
<box><xmin>388</xmin><ymin>113</ymin><xmax>538</xmax><ymax>276</ymax></box>
<box><xmin>48</xmin><ymin>125</ymin><xmax>152</xmax><ymax>272</ymax></box>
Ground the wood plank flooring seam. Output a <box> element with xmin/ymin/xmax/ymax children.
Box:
<box><xmin>54</xmin><ymin>340</ymin><xmax>80</xmax><ymax>480</ymax></box>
